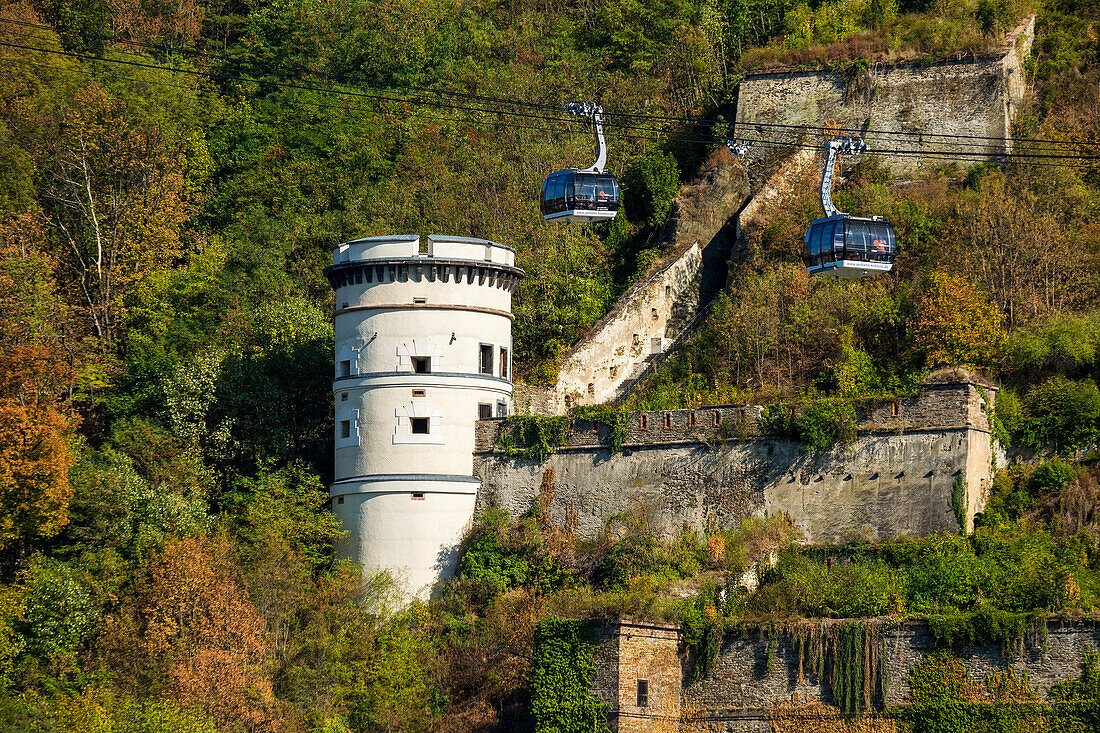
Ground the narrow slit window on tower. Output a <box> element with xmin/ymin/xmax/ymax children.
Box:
<box><xmin>636</xmin><ymin>679</ymin><xmax>649</xmax><ymax>708</ymax></box>
<box><xmin>478</xmin><ymin>403</ymin><xmax>492</xmax><ymax>420</ymax></box>
<box><xmin>713</xmin><ymin>410</ymin><xmax>721</xmax><ymax>427</ymax></box>
<box><xmin>892</xmin><ymin>401</ymin><xmax>901</xmax><ymax>418</ymax></box>
<box><xmin>651</xmin><ymin>308</ymin><xmax>659</xmax><ymax>321</ymax></box>
<box><xmin>479</xmin><ymin>344</ymin><xmax>494</xmax><ymax>375</ymax></box>
<box><xmin>500</xmin><ymin>347</ymin><xmax>509</xmax><ymax>379</ymax></box>
<box><xmin>339</xmin><ymin>420</ymin><xmax>351</xmax><ymax>439</ymax></box>
<box><xmin>412</xmin><ymin>357</ymin><xmax>431</xmax><ymax>374</ymax></box>
<box><xmin>340</xmin><ymin>392</ymin><xmax>348</xmax><ymax>402</ymax></box>
<box><xmin>689</xmin><ymin>411</ymin><xmax>696</xmax><ymax>428</ymax></box>
<box><xmin>411</xmin><ymin>417</ymin><xmax>430</xmax><ymax>434</ymax></box>
<box><xmin>338</xmin><ymin>360</ymin><xmax>351</xmax><ymax>377</ymax></box>
<box><xmin>665</xmin><ymin>284</ymin><xmax>671</xmax><ymax>297</ymax></box>
<box><xmin>640</xmin><ymin>414</ymin><xmax>648</xmax><ymax>430</ymax></box>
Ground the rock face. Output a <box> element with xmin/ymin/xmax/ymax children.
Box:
<box><xmin>735</xmin><ymin>16</ymin><xmax>1035</xmax><ymax>177</ymax></box>
<box><xmin>476</xmin><ymin>371</ymin><xmax>997</xmax><ymax>542</ymax></box>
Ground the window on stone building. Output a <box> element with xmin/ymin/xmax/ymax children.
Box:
<box><xmin>411</xmin><ymin>417</ymin><xmax>430</xmax><ymax>434</ymax></box>
<box><xmin>651</xmin><ymin>308</ymin><xmax>659</xmax><ymax>321</ymax></box>
<box><xmin>609</xmin><ymin>365</ymin><xmax>618</xmax><ymax>378</ymax></box>
<box><xmin>480</xmin><ymin>344</ymin><xmax>494</xmax><ymax>375</ymax></box>
<box><xmin>636</xmin><ymin>679</ymin><xmax>649</xmax><ymax>708</ymax></box>
<box><xmin>689</xmin><ymin>411</ymin><xmax>696</xmax><ymax>428</ymax></box>
<box><xmin>412</xmin><ymin>357</ymin><xmax>431</xmax><ymax>374</ymax></box>
<box><xmin>665</xmin><ymin>285</ymin><xmax>671</xmax><ymax>297</ymax></box>
<box><xmin>713</xmin><ymin>410</ymin><xmax>720</xmax><ymax>427</ymax></box>
<box><xmin>892</xmin><ymin>401</ymin><xmax>901</xmax><ymax>417</ymax></box>
<box><xmin>640</xmin><ymin>414</ymin><xmax>648</xmax><ymax>430</ymax></box>
<box><xmin>663</xmin><ymin>413</ymin><xmax>672</xmax><ymax>429</ymax></box>
<box><xmin>479</xmin><ymin>403</ymin><xmax>492</xmax><ymax>420</ymax></box>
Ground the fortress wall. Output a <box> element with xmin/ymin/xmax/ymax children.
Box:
<box><xmin>681</xmin><ymin>619</ymin><xmax>1099</xmax><ymax>731</ymax></box>
<box><xmin>735</xmin><ymin>16</ymin><xmax>1034</xmax><ymax>176</ymax></box>
<box><xmin>474</xmin><ymin>378</ymin><xmax>995</xmax><ymax>542</ymax></box>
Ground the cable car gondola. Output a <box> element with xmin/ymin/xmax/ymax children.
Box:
<box><xmin>541</xmin><ymin>102</ymin><xmax>621</xmax><ymax>224</ymax></box>
<box><xmin>804</xmin><ymin>137</ymin><xmax>897</xmax><ymax>278</ymax></box>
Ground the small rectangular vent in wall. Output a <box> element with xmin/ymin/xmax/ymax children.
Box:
<box><xmin>337</xmin><ymin>496</ymin><xmax>344</xmax><ymax>505</ymax></box>
<box><xmin>411</xmin><ymin>492</ymin><xmax>425</xmax><ymax>500</ymax></box>
<box><xmin>340</xmin><ymin>393</ymin><xmax>348</xmax><ymax>401</ymax></box>
<box><xmin>413</xmin><ymin>297</ymin><xmax>427</xmax><ymax>304</ymax></box>
<box><xmin>412</xmin><ymin>389</ymin><xmax>426</xmax><ymax>398</ymax></box>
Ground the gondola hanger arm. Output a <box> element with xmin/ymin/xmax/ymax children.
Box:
<box><xmin>565</xmin><ymin>101</ymin><xmax>607</xmax><ymax>173</ymax></box>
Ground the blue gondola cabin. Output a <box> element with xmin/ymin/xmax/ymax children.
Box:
<box><xmin>804</xmin><ymin>215</ymin><xmax>896</xmax><ymax>279</ymax></box>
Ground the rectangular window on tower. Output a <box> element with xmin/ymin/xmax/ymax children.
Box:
<box><xmin>497</xmin><ymin>401</ymin><xmax>507</xmax><ymax>418</ymax></box>
<box><xmin>412</xmin><ymin>357</ymin><xmax>431</xmax><ymax>374</ymax></box>
<box><xmin>478</xmin><ymin>403</ymin><xmax>492</xmax><ymax>420</ymax></box>
<box><xmin>500</xmin><ymin>347</ymin><xmax>509</xmax><ymax>379</ymax></box>
<box><xmin>339</xmin><ymin>420</ymin><xmax>351</xmax><ymax>439</ymax></box>
<box><xmin>338</xmin><ymin>360</ymin><xmax>351</xmax><ymax>377</ymax></box>
<box><xmin>636</xmin><ymin>680</ymin><xmax>649</xmax><ymax>708</ymax></box>
<box><xmin>479</xmin><ymin>344</ymin><xmax>494</xmax><ymax>375</ymax></box>
<box><xmin>411</xmin><ymin>417</ymin><xmax>430</xmax><ymax>434</ymax></box>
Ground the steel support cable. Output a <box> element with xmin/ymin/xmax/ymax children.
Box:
<box><xmin>3</xmin><ymin>17</ymin><xmax>1095</xmax><ymax>156</ymax></box>
<box><xmin>0</xmin><ymin>15</ymin><xmax>563</xmax><ymax>113</ymax></box>
<box><xmin>4</xmin><ymin>50</ymin><xmax>1100</xmax><ymax>168</ymax></box>
<box><xmin>4</xmin><ymin>16</ymin><xmax>1094</xmax><ymax>154</ymax></box>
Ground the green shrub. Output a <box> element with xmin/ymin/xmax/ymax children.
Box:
<box><xmin>530</xmin><ymin>619</ymin><xmax>608</xmax><ymax>733</ymax></box>
<box><xmin>797</xmin><ymin>398</ymin><xmax>858</xmax><ymax>452</ymax></box>
<box><xmin>1018</xmin><ymin>377</ymin><xmax>1100</xmax><ymax>453</ymax></box>
<box><xmin>621</xmin><ymin>150</ymin><xmax>680</xmax><ymax>227</ymax></box>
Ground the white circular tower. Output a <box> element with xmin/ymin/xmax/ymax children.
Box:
<box><xmin>324</xmin><ymin>234</ymin><xmax>523</xmax><ymax>599</ymax></box>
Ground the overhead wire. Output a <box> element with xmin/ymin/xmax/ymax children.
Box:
<box><xmin>2</xmin><ymin>22</ymin><xmax>1099</xmax><ymax>169</ymax></box>
<box><xmin>2</xmin><ymin>14</ymin><xmax>1091</xmax><ymax>155</ymax></box>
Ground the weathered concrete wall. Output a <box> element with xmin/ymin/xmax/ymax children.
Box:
<box><xmin>475</xmin><ymin>376</ymin><xmax>995</xmax><ymax>542</ymax></box>
<box><xmin>683</xmin><ymin>618</ymin><xmax>1099</xmax><ymax>731</ymax></box>
<box><xmin>551</xmin><ymin>154</ymin><xmax>750</xmax><ymax>413</ymax></box>
<box><xmin>735</xmin><ymin>16</ymin><xmax>1034</xmax><ymax>176</ymax></box>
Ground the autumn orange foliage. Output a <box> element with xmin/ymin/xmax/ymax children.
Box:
<box><xmin>139</xmin><ymin>536</ymin><xmax>283</xmax><ymax>732</ymax></box>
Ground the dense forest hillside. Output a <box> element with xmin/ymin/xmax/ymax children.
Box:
<box><xmin>2</xmin><ymin>0</ymin><xmax>1100</xmax><ymax>729</ymax></box>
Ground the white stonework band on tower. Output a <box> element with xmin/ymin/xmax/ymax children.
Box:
<box><xmin>324</xmin><ymin>234</ymin><xmax>523</xmax><ymax>600</ymax></box>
